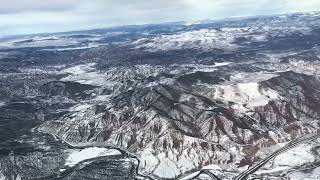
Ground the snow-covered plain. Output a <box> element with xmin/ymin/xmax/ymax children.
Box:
<box><xmin>65</xmin><ymin>147</ymin><xmax>121</xmax><ymax>167</ymax></box>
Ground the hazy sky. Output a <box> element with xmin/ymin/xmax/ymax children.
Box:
<box><xmin>1</xmin><ymin>0</ymin><xmax>320</xmax><ymax>36</ymax></box>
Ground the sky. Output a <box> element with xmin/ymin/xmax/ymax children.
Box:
<box><xmin>0</xmin><ymin>0</ymin><xmax>320</xmax><ymax>36</ymax></box>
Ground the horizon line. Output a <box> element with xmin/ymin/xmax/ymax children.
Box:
<box><xmin>1</xmin><ymin>10</ymin><xmax>319</xmax><ymax>39</ymax></box>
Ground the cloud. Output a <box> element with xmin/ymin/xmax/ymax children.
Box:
<box><xmin>285</xmin><ymin>0</ymin><xmax>320</xmax><ymax>11</ymax></box>
<box><xmin>0</xmin><ymin>0</ymin><xmax>319</xmax><ymax>36</ymax></box>
<box><xmin>0</xmin><ymin>0</ymin><xmax>79</xmax><ymax>14</ymax></box>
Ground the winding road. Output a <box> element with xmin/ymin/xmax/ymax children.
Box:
<box><xmin>38</xmin><ymin>131</ymin><xmax>154</xmax><ymax>180</ymax></box>
<box><xmin>38</xmin><ymin>129</ymin><xmax>320</xmax><ymax>180</ymax></box>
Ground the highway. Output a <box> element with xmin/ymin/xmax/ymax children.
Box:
<box><xmin>177</xmin><ymin>169</ymin><xmax>222</xmax><ymax>180</ymax></box>
<box><xmin>234</xmin><ymin>133</ymin><xmax>320</xmax><ymax>180</ymax></box>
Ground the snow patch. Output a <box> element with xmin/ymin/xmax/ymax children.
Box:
<box><xmin>70</xmin><ymin>104</ymin><xmax>92</xmax><ymax>112</ymax></box>
<box><xmin>139</xmin><ymin>148</ymin><xmax>160</xmax><ymax>174</ymax></box>
<box><xmin>60</xmin><ymin>63</ymin><xmax>96</xmax><ymax>75</ymax></box>
<box><xmin>183</xmin><ymin>62</ymin><xmax>231</xmax><ymax>73</ymax></box>
<box><xmin>133</xmin><ymin>29</ymin><xmax>239</xmax><ymax>51</ymax></box>
<box><xmin>159</xmin><ymin>77</ymin><xmax>175</xmax><ymax>85</ymax></box>
<box><xmin>0</xmin><ymin>37</ymin><xmax>79</xmax><ymax>49</ymax></box>
<box><xmin>60</xmin><ymin>63</ymin><xmax>108</xmax><ymax>86</ymax></box>
<box><xmin>202</xmin><ymin>164</ymin><xmax>223</xmax><ymax>170</ymax></box>
<box><xmin>251</xmin><ymin>34</ymin><xmax>267</xmax><ymax>42</ymax></box>
<box><xmin>40</xmin><ymin>43</ymin><xmax>101</xmax><ymax>51</ymax></box>
<box><xmin>230</xmin><ymin>72</ymin><xmax>277</xmax><ymax>83</ymax></box>
<box><xmin>178</xmin><ymin>171</ymin><xmax>200</xmax><ymax>180</ymax></box>
<box><xmin>0</xmin><ymin>173</ymin><xmax>6</xmax><ymax>180</ymax></box>
<box><xmin>289</xmin><ymin>167</ymin><xmax>320</xmax><ymax>180</ymax></box>
<box><xmin>153</xmin><ymin>153</ymin><xmax>181</xmax><ymax>179</ymax></box>
<box><xmin>167</xmin><ymin>62</ymin><xmax>231</xmax><ymax>78</ymax></box>
<box><xmin>214</xmin><ymin>82</ymin><xmax>279</xmax><ymax>109</ymax></box>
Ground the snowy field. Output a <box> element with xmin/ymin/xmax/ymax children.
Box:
<box><xmin>65</xmin><ymin>147</ymin><xmax>122</xmax><ymax>167</ymax></box>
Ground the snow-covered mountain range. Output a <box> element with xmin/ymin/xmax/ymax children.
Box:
<box><xmin>1</xmin><ymin>11</ymin><xmax>320</xmax><ymax>180</ymax></box>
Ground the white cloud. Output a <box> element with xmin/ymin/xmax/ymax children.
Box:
<box><xmin>0</xmin><ymin>0</ymin><xmax>319</xmax><ymax>36</ymax></box>
<box><xmin>284</xmin><ymin>0</ymin><xmax>320</xmax><ymax>12</ymax></box>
